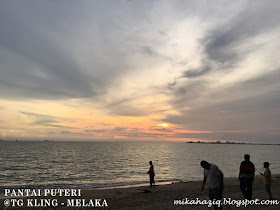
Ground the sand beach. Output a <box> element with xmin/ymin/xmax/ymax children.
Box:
<box><xmin>1</xmin><ymin>174</ymin><xmax>279</xmax><ymax>210</ymax></box>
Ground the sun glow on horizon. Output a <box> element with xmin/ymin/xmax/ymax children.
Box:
<box><xmin>158</xmin><ymin>123</ymin><xmax>169</xmax><ymax>128</ymax></box>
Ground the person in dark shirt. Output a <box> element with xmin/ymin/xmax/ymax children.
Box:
<box><xmin>239</xmin><ymin>154</ymin><xmax>255</xmax><ymax>200</ymax></box>
<box><xmin>147</xmin><ymin>161</ymin><xmax>155</xmax><ymax>187</ymax></box>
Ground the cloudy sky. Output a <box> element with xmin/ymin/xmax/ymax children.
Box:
<box><xmin>1</xmin><ymin>0</ymin><xmax>279</xmax><ymax>143</ymax></box>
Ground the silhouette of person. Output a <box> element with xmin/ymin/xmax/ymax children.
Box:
<box><xmin>147</xmin><ymin>161</ymin><xmax>155</xmax><ymax>187</ymax></box>
<box><xmin>259</xmin><ymin>162</ymin><xmax>273</xmax><ymax>200</ymax></box>
<box><xmin>239</xmin><ymin>154</ymin><xmax>255</xmax><ymax>200</ymax></box>
<box><xmin>201</xmin><ymin>160</ymin><xmax>224</xmax><ymax>210</ymax></box>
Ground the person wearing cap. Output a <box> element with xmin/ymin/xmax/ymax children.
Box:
<box><xmin>239</xmin><ymin>154</ymin><xmax>255</xmax><ymax>200</ymax></box>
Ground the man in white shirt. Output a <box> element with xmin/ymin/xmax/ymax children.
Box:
<box><xmin>201</xmin><ymin>160</ymin><xmax>224</xmax><ymax>210</ymax></box>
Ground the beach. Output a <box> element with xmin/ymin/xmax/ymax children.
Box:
<box><xmin>1</xmin><ymin>174</ymin><xmax>279</xmax><ymax>210</ymax></box>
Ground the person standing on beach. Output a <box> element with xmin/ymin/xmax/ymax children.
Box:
<box><xmin>259</xmin><ymin>162</ymin><xmax>273</xmax><ymax>199</ymax></box>
<box><xmin>239</xmin><ymin>154</ymin><xmax>255</xmax><ymax>200</ymax></box>
<box><xmin>147</xmin><ymin>161</ymin><xmax>155</xmax><ymax>187</ymax></box>
<box><xmin>201</xmin><ymin>160</ymin><xmax>224</xmax><ymax>210</ymax></box>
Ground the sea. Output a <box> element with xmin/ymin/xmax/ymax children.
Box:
<box><xmin>1</xmin><ymin>141</ymin><xmax>279</xmax><ymax>194</ymax></box>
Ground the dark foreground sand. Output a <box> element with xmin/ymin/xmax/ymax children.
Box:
<box><xmin>1</xmin><ymin>175</ymin><xmax>279</xmax><ymax>210</ymax></box>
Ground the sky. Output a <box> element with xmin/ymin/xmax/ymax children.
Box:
<box><xmin>0</xmin><ymin>0</ymin><xmax>280</xmax><ymax>143</ymax></box>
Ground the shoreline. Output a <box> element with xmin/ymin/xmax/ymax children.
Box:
<box><xmin>1</xmin><ymin>175</ymin><xmax>279</xmax><ymax>209</ymax></box>
<box><xmin>0</xmin><ymin>175</ymin><xmax>245</xmax><ymax>193</ymax></box>
<box><xmin>0</xmin><ymin>181</ymin><xmax>179</xmax><ymax>198</ymax></box>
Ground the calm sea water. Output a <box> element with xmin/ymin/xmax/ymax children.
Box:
<box><xmin>1</xmin><ymin>141</ymin><xmax>279</xmax><ymax>192</ymax></box>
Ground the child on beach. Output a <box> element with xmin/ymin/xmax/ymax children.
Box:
<box><xmin>259</xmin><ymin>162</ymin><xmax>273</xmax><ymax>199</ymax></box>
<box><xmin>147</xmin><ymin>161</ymin><xmax>155</xmax><ymax>187</ymax></box>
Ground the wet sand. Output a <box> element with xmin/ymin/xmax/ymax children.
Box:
<box><xmin>1</xmin><ymin>175</ymin><xmax>279</xmax><ymax>209</ymax></box>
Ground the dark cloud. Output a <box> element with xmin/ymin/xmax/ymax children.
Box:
<box><xmin>169</xmin><ymin>80</ymin><xmax>210</xmax><ymax>110</ymax></box>
<box><xmin>164</xmin><ymin>84</ymin><xmax>280</xmax><ymax>133</ymax></box>
<box><xmin>182</xmin><ymin>65</ymin><xmax>211</xmax><ymax>78</ymax></box>
<box><xmin>60</xmin><ymin>131</ymin><xmax>73</xmax><ymax>135</ymax></box>
<box><xmin>0</xmin><ymin>1</ymin><xmax>98</xmax><ymax>100</ymax></box>
<box><xmin>142</xmin><ymin>46</ymin><xmax>157</xmax><ymax>56</ymax></box>
<box><xmin>114</xmin><ymin>127</ymin><xmax>126</xmax><ymax>132</ymax></box>
<box><xmin>19</xmin><ymin>111</ymin><xmax>75</xmax><ymax>129</ymax></box>
<box><xmin>167</xmin><ymin>79</ymin><xmax>177</xmax><ymax>90</ymax></box>
<box><xmin>150</xmin><ymin>127</ymin><xmax>173</xmax><ymax>132</ymax></box>
<box><xmin>84</xmin><ymin>127</ymin><xmax>127</xmax><ymax>134</ymax></box>
<box><xmin>105</xmin><ymin>97</ymin><xmax>153</xmax><ymax>117</ymax></box>
<box><xmin>84</xmin><ymin>129</ymin><xmax>106</xmax><ymax>133</ymax></box>
<box><xmin>202</xmin><ymin>1</ymin><xmax>280</xmax><ymax>65</ymax></box>
<box><xmin>175</xmin><ymin>1</ymin><xmax>280</xmax><ymax>86</ymax></box>
<box><xmin>0</xmin><ymin>1</ymin><xmax>141</xmax><ymax>100</ymax></box>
